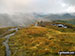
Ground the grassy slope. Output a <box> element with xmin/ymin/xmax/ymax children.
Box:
<box><xmin>0</xmin><ymin>38</ymin><xmax>5</xmax><ymax>56</ymax></box>
<box><xmin>0</xmin><ymin>27</ymin><xmax>12</xmax><ymax>56</ymax></box>
<box><xmin>0</xmin><ymin>27</ymin><xmax>16</xmax><ymax>35</ymax></box>
<box><xmin>0</xmin><ymin>27</ymin><xmax>16</xmax><ymax>56</ymax></box>
<box><xmin>8</xmin><ymin>23</ymin><xmax>75</xmax><ymax>56</ymax></box>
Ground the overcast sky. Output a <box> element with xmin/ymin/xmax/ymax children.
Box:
<box><xmin>0</xmin><ymin>0</ymin><xmax>75</xmax><ymax>14</ymax></box>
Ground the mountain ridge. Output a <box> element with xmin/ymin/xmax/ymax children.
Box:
<box><xmin>0</xmin><ymin>13</ymin><xmax>75</xmax><ymax>27</ymax></box>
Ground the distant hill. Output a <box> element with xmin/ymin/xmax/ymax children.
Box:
<box><xmin>53</xmin><ymin>19</ymin><xmax>75</xmax><ymax>24</ymax></box>
<box><xmin>36</xmin><ymin>13</ymin><xmax>75</xmax><ymax>20</ymax></box>
<box><xmin>0</xmin><ymin>13</ymin><xmax>75</xmax><ymax>27</ymax></box>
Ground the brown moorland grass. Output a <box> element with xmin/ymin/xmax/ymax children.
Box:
<box><xmin>8</xmin><ymin>25</ymin><xmax>75</xmax><ymax>56</ymax></box>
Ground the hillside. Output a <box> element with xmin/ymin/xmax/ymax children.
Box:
<box><xmin>0</xmin><ymin>27</ymin><xmax>16</xmax><ymax>56</ymax></box>
<box><xmin>7</xmin><ymin>22</ymin><xmax>75</xmax><ymax>56</ymax></box>
<box><xmin>0</xmin><ymin>22</ymin><xmax>75</xmax><ymax>56</ymax></box>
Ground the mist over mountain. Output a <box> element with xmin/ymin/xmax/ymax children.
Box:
<box><xmin>0</xmin><ymin>13</ymin><xmax>75</xmax><ymax>27</ymax></box>
<box><xmin>0</xmin><ymin>13</ymin><xmax>37</xmax><ymax>27</ymax></box>
<box><xmin>36</xmin><ymin>13</ymin><xmax>75</xmax><ymax>20</ymax></box>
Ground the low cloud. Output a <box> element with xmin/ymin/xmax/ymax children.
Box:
<box><xmin>0</xmin><ymin>0</ymin><xmax>75</xmax><ymax>14</ymax></box>
<box><xmin>62</xmin><ymin>0</ymin><xmax>75</xmax><ymax>13</ymax></box>
<box><xmin>63</xmin><ymin>0</ymin><xmax>75</xmax><ymax>6</ymax></box>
